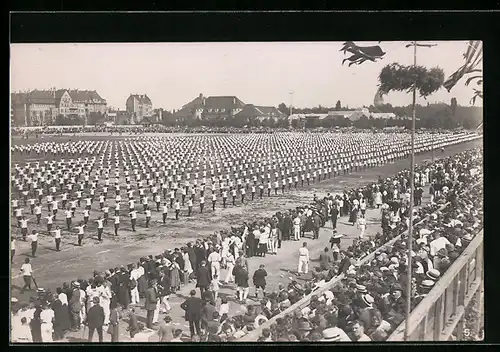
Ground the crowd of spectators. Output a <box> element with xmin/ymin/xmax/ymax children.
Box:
<box><xmin>248</xmin><ymin>147</ymin><xmax>483</xmax><ymax>342</ymax></box>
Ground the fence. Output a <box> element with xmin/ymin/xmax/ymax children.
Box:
<box><xmin>387</xmin><ymin>229</ymin><xmax>483</xmax><ymax>341</ymax></box>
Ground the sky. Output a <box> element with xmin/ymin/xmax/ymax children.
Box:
<box><xmin>10</xmin><ymin>41</ymin><xmax>482</xmax><ymax>111</ymax></box>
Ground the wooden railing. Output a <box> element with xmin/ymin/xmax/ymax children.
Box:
<box><xmin>387</xmin><ymin>229</ymin><xmax>484</xmax><ymax>341</ymax></box>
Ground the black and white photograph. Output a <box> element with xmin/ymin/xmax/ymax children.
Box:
<box><xmin>10</xmin><ymin>39</ymin><xmax>483</xmax><ymax>343</ymax></box>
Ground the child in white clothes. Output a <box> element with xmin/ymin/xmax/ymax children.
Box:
<box><xmin>210</xmin><ymin>274</ymin><xmax>220</xmax><ymax>302</ymax></box>
<box><xmin>219</xmin><ymin>297</ymin><xmax>229</xmax><ymax>323</ymax></box>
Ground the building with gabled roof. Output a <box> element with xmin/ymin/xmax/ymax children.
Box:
<box><xmin>11</xmin><ymin>89</ymin><xmax>58</xmax><ymax>126</ymax></box>
<box><xmin>289</xmin><ymin>108</ymin><xmax>370</xmax><ymax>122</ymax></box>
<box><xmin>126</xmin><ymin>94</ymin><xmax>153</xmax><ymax>124</ymax></box>
<box><xmin>11</xmin><ymin>88</ymin><xmax>108</xmax><ymax>126</ymax></box>
<box><xmin>174</xmin><ymin>93</ymin><xmax>246</xmax><ymax>121</ymax></box>
<box><xmin>234</xmin><ymin>104</ymin><xmax>287</xmax><ymax>122</ymax></box>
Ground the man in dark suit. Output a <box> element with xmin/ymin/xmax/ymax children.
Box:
<box><xmin>201</xmin><ymin>299</ymin><xmax>217</xmax><ymax>330</ymax></box>
<box><xmin>138</xmin><ymin>260</ymin><xmax>148</xmax><ymax>298</ymax></box>
<box><xmin>194</xmin><ymin>242</ymin><xmax>207</xmax><ymax>269</ymax></box>
<box><xmin>196</xmin><ymin>261</ymin><xmax>211</xmax><ymax>298</ymax></box>
<box><xmin>319</xmin><ymin>247</ymin><xmax>333</xmax><ymax>270</ymax></box>
<box><xmin>69</xmin><ymin>282</ymin><xmax>82</xmax><ymax>331</ymax></box>
<box><xmin>146</xmin><ymin>256</ymin><xmax>156</xmax><ymax>280</ymax></box>
<box><xmin>86</xmin><ymin>297</ymin><xmax>105</xmax><ymax>342</ymax></box>
<box><xmin>330</xmin><ymin>206</ymin><xmax>339</xmax><ymax>230</ymax></box>
<box><xmin>180</xmin><ymin>289</ymin><xmax>203</xmax><ymax>337</ymax></box>
<box><xmin>108</xmin><ymin>268</ymin><xmax>120</xmax><ymax>305</ymax></box>
<box><xmin>252</xmin><ymin>264</ymin><xmax>268</xmax><ymax>299</ymax></box>
<box><xmin>339</xmin><ymin>251</ymin><xmax>352</xmax><ymax>274</ymax></box>
<box><xmin>144</xmin><ymin>280</ymin><xmax>157</xmax><ymax>329</ymax></box>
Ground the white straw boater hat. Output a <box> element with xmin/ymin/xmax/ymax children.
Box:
<box><xmin>332</xmin><ymin>233</ymin><xmax>344</xmax><ymax>239</ymax></box>
<box><xmin>426</xmin><ymin>269</ymin><xmax>440</xmax><ymax>281</ymax></box>
<box><xmin>361</xmin><ymin>294</ymin><xmax>374</xmax><ymax>307</ymax></box>
<box><xmin>420</xmin><ymin>279</ymin><xmax>435</xmax><ymax>288</ymax></box>
<box><xmin>321</xmin><ymin>328</ymin><xmax>343</xmax><ymax>342</ymax></box>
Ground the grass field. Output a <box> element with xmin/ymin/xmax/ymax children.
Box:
<box><xmin>10</xmin><ymin>135</ymin><xmax>482</xmax><ymax>342</ymax></box>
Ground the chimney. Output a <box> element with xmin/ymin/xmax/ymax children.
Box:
<box><xmin>233</xmin><ymin>98</ymin><xmax>236</xmax><ymax>104</ymax></box>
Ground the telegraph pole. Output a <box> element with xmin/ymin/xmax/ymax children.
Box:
<box><xmin>404</xmin><ymin>41</ymin><xmax>417</xmax><ymax>342</ymax></box>
<box><xmin>404</xmin><ymin>41</ymin><xmax>437</xmax><ymax>341</ymax></box>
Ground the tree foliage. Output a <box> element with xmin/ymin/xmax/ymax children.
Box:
<box><xmin>54</xmin><ymin>114</ymin><xmax>85</xmax><ymax>126</ymax></box>
<box><xmin>378</xmin><ymin>63</ymin><xmax>445</xmax><ymax>98</ymax></box>
<box><xmin>88</xmin><ymin>112</ymin><xmax>105</xmax><ymax>125</ymax></box>
<box><xmin>278</xmin><ymin>103</ymin><xmax>289</xmax><ymax>116</ymax></box>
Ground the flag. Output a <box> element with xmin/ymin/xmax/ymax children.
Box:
<box><xmin>373</xmin><ymin>87</ymin><xmax>385</xmax><ymax>107</ymax></box>
<box><xmin>443</xmin><ymin>41</ymin><xmax>483</xmax><ymax>92</ymax></box>
<box><xmin>340</xmin><ymin>42</ymin><xmax>385</xmax><ymax>66</ymax></box>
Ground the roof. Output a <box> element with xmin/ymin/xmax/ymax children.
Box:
<box><xmin>69</xmin><ymin>90</ymin><xmax>106</xmax><ymax>103</ymax></box>
<box><xmin>11</xmin><ymin>92</ymin><xmax>29</xmax><ymax>105</ymax></box>
<box><xmin>55</xmin><ymin>89</ymin><xmax>67</xmax><ymax>101</ymax></box>
<box><xmin>12</xmin><ymin>89</ymin><xmax>106</xmax><ymax>105</ymax></box>
<box><xmin>128</xmin><ymin>94</ymin><xmax>152</xmax><ymax>105</ymax></box>
<box><xmin>204</xmin><ymin>96</ymin><xmax>245</xmax><ymax>110</ymax></box>
<box><xmin>327</xmin><ymin>110</ymin><xmax>357</xmax><ymax>117</ymax></box>
<box><xmin>175</xmin><ymin>94</ymin><xmax>246</xmax><ymax>117</ymax></box>
<box><xmin>235</xmin><ymin>105</ymin><xmax>287</xmax><ymax>120</ymax></box>
<box><xmin>370</xmin><ymin>112</ymin><xmax>396</xmax><ymax>119</ymax></box>
<box><xmin>255</xmin><ymin>106</ymin><xmax>286</xmax><ymax>117</ymax></box>
<box><xmin>26</xmin><ymin>90</ymin><xmax>56</xmax><ymax>105</ymax></box>
<box><xmin>235</xmin><ymin>105</ymin><xmax>262</xmax><ymax>118</ymax></box>
<box><xmin>347</xmin><ymin>111</ymin><xmax>370</xmax><ymax>121</ymax></box>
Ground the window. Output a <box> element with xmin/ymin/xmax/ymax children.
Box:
<box><xmin>208</xmin><ymin>109</ymin><xmax>212</xmax><ymax>113</ymax></box>
<box><xmin>221</xmin><ymin>108</ymin><xmax>225</xmax><ymax>112</ymax></box>
<box><xmin>215</xmin><ymin>108</ymin><xmax>219</xmax><ymax>112</ymax></box>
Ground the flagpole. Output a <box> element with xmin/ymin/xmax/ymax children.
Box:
<box><xmin>405</xmin><ymin>40</ymin><xmax>417</xmax><ymax>342</ymax></box>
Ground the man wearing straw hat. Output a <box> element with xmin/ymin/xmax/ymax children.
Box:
<box><xmin>86</xmin><ymin>297</ymin><xmax>105</xmax><ymax>342</ymax></box>
<box><xmin>320</xmin><ymin>316</ymin><xmax>351</xmax><ymax>342</ymax></box>
<box><xmin>329</xmin><ymin>232</ymin><xmax>343</xmax><ymax>261</ymax></box>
